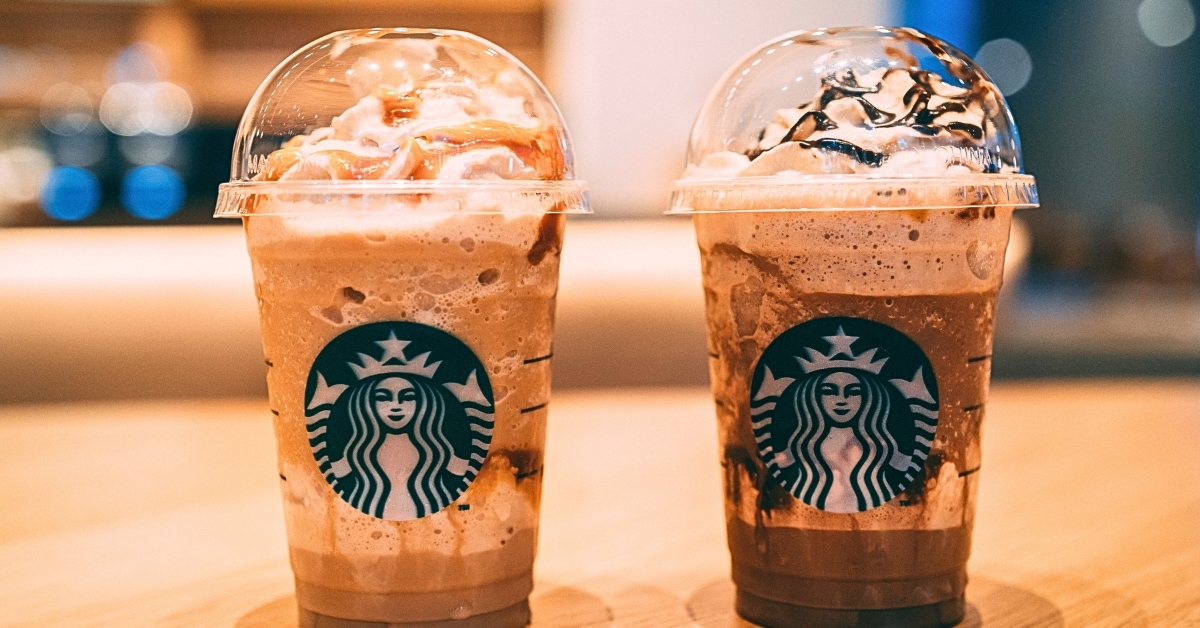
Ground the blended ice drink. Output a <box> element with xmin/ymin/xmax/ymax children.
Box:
<box><xmin>670</xmin><ymin>28</ymin><xmax>1038</xmax><ymax>627</ymax></box>
<box><xmin>215</xmin><ymin>30</ymin><xmax>588</xmax><ymax>627</ymax></box>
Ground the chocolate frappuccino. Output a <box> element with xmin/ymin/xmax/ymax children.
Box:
<box><xmin>216</xmin><ymin>30</ymin><xmax>587</xmax><ymax>627</ymax></box>
<box><xmin>671</xmin><ymin>28</ymin><xmax>1037</xmax><ymax>628</ymax></box>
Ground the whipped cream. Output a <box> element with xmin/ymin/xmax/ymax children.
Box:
<box><xmin>261</xmin><ymin>39</ymin><xmax>564</xmax><ymax>183</ymax></box>
<box><xmin>689</xmin><ymin>66</ymin><xmax>1007</xmax><ymax>179</ymax></box>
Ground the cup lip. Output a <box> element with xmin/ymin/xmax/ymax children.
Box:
<box><xmin>214</xmin><ymin>179</ymin><xmax>591</xmax><ymax>217</ymax></box>
<box><xmin>667</xmin><ymin>173</ymin><xmax>1038</xmax><ymax>214</ymax></box>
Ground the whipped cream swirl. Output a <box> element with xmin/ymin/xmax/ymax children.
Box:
<box><xmin>259</xmin><ymin>39</ymin><xmax>565</xmax><ymax>184</ymax></box>
<box><xmin>693</xmin><ymin>66</ymin><xmax>1006</xmax><ymax>178</ymax></box>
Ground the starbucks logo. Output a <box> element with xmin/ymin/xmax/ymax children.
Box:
<box><xmin>751</xmin><ymin>317</ymin><xmax>939</xmax><ymax>513</ymax></box>
<box><xmin>305</xmin><ymin>321</ymin><xmax>495</xmax><ymax>521</ymax></box>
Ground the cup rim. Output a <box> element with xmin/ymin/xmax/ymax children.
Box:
<box><xmin>667</xmin><ymin>173</ymin><xmax>1037</xmax><ymax>214</ymax></box>
<box><xmin>214</xmin><ymin>179</ymin><xmax>591</xmax><ymax>217</ymax></box>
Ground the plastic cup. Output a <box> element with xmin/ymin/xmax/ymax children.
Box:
<box><xmin>215</xmin><ymin>29</ymin><xmax>588</xmax><ymax>627</ymax></box>
<box><xmin>669</xmin><ymin>27</ymin><xmax>1038</xmax><ymax>628</ymax></box>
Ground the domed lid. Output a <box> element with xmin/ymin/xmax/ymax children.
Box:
<box><xmin>216</xmin><ymin>29</ymin><xmax>587</xmax><ymax>216</ymax></box>
<box><xmin>670</xmin><ymin>27</ymin><xmax>1037</xmax><ymax>213</ymax></box>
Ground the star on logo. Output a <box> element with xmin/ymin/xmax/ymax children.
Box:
<box><xmin>796</xmin><ymin>326</ymin><xmax>888</xmax><ymax>374</ymax></box>
<box><xmin>308</xmin><ymin>372</ymin><xmax>348</xmax><ymax>409</ymax></box>
<box><xmin>754</xmin><ymin>366</ymin><xmax>795</xmax><ymax>401</ymax></box>
<box><xmin>889</xmin><ymin>366</ymin><xmax>935</xmax><ymax>403</ymax></box>
<box><xmin>444</xmin><ymin>369</ymin><xmax>489</xmax><ymax>405</ymax></box>
<box><xmin>375</xmin><ymin>331</ymin><xmax>411</xmax><ymax>364</ymax></box>
<box><xmin>824</xmin><ymin>327</ymin><xmax>858</xmax><ymax>358</ymax></box>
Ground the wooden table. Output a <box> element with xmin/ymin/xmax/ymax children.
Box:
<box><xmin>3</xmin><ymin>382</ymin><xmax>1199</xmax><ymax>627</ymax></box>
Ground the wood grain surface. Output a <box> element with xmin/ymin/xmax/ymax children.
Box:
<box><xmin>2</xmin><ymin>382</ymin><xmax>1199</xmax><ymax>627</ymax></box>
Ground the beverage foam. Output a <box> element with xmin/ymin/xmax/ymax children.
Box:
<box><xmin>695</xmin><ymin>207</ymin><xmax>1012</xmax><ymax>297</ymax></box>
<box><xmin>248</xmin><ymin>210</ymin><xmax>560</xmax><ymax>565</ymax></box>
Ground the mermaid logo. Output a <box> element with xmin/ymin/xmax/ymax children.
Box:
<box><xmin>751</xmin><ymin>317</ymin><xmax>939</xmax><ymax>513</ymax></box>
<box><xmin>305</xmin><ymin>321</ymin><xmax>495</xmax><ymax>521</ymax></box>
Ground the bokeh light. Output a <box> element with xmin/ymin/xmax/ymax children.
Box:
<box><xmin>99</xmin><ymin>81</ymin><xmax>193</xmax><ymax>137</ymax></box>
<box><xmin>107</xmin><ymin>43</ymin><xmax>166</xmax><ymax>85</ymax></box>
<box><xmin>0</xmin><ymin>146</ymin><xmax>53</xmax><ymax>205</ymax></box>
<box><xmin>974</xmin><ymin>38</ymin><xmax>1033</xmax><ymax>96</ymax></box>
<box><xmin>118</xmin><ymin>134</ymin><xmax>178</xmax><ymax>166</ymax></box>
<box><xmin>140</xmin><ymin>82</ymin><xmax>192</xmax><ymax>136</ymax></box>
<box><xmin>40</xmin><ymin>83</ymin><xmax>95</xmax><ymax>136</ymax></box>
<box><xmin>99</xmin><ymin>82</ymin><xmax>148</xmax><ymax>136</ymax></box>
<box><xmin>40</xmin><ymin>166</ymin><xmax>102</xmax><ymax>221</ymax></box>
<box><xmin>121</xmin><ymin>164</ymin><xmax>185</xmax><ymax>220</ymax></box>
<box><xmin>1138</xmin><ymin>0</ymin><xmax>1196</xmax><ymax>47</ymax></box>
<box><xmin>98</xmin><ymin>43</ymin><xmax>191</xmax><ymax>138</ymax></box>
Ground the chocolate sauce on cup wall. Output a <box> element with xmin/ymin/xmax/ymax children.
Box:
<box><xmin>671</xmin><ymin>27</ymin><xmax>1038</xmax><ymax>628</ymax></box>
<box><xmin>696</xmin><ymin>209</ymin><xmax>1004</xmax><ymax>627</ymax></box>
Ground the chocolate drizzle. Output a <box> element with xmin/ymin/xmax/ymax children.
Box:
<box><xmin>816</xmin><ymin>72</ymin><xmax>897</xmax><ymax>125</ymax></box>
<box><xmin>797</xmin><ymin>138</ymin><xmax>885</xmax><ymax>167</ymax></box>
<box><xmin>946</xmin><ymin>122</ymin><xmax>984</xmax><ymax>140</ymax></box>
<box><xmin>915</xmin><ymin>101</ymin><xmax>967</xmax><ymax>124</ymax></box>
<box><xmin>748</xmin><ymin>31</ymin><xmax>999</xmax><ymax>172</ymax></box>
<box><xmin>780</xmin><ymin>110</ymin><xmax>838</xmax><ymax>144</ymax></box>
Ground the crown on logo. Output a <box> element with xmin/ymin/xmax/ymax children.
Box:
<box><xmin>349</xmin><ymin>331</ymin><xmax>442</xmax><ymax>379</ymax></box>
<box><xmin>797</xmin><ymin>326</ymin><xmax>888</xmax><ymax>375</ymax></box>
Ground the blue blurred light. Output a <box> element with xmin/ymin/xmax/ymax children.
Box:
<box><xmin>901</xmin><ymin>0</ymin><xmax>982</xmax><ymax>57</ymax></box>
<box><xmin>40</xmin><ymin>166</ymin><xmax>101</xmax><ymax>221</ymax></box>
<box><xmin>121</xmin><ymin>164</ymin><xmax>185</xmax><ymax>220</ymax></box>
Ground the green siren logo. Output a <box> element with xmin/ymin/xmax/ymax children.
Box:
<box><xmin>750</xmin><ymin>317</ymin><xmax>939</xmax><ymax>513</ymax></box>
<box><xmin>305</xmin><ymin>321</ymin><xmax>495</xmax><ymax>521</ymax></box>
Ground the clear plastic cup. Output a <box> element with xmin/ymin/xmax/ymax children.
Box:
<box><xmin>669</xmin><ymin>27</ymin><xmax>1038</xmax><ymax>628</ymax></box>
<box><xmin>215</xmin><ymin>29</ymin><xmax>588</xmax><ymax>627</ymax></box>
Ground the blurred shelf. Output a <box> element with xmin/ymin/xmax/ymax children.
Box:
<box><xmin>0</xmin><ymin>1</ymin><xmax>546</xmax><ymax>124</ymax></box>
<box><xmin>993</xmin><ymin>286</ymin><xmax>1200</xmax><ymax>379</ymax></box>
<box><xmin>3</xmin><ymin>0</ymin><xmax>542</xmax><ymax>13</ymax></box>
<box><xmin>182</xmin><ymin>0</ymin><xmax>542</xmax><ymax>11</ymax></box>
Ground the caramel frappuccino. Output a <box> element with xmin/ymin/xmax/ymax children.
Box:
<box><xmin>217</xmin><ymin>29</ymin><xmax>587</xmax><ymax>627</ymax></box>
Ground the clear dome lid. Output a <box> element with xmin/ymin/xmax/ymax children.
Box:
<box><xmin>216</xmin><ymin>29</ymin><xmax>588</xmax><ymax>216</ymax></box>
<box><xmin>669</xmin><ymin>27</ymin><xmax>1038</xmax><ymax>213</ymax></box>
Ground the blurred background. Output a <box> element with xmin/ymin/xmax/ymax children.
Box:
<box><xmin>2</xmin><ymin>0</ymin><xmax>1199</xmax><ymax>403</ymax></box>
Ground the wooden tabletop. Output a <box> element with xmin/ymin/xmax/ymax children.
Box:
<box><xmin>3</xmin><ymin>382</ymin><xmax>1199</xmax><ymax>627</ymax></box>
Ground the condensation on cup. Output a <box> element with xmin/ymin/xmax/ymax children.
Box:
<box><xmin>215</xmin><ymin>29</ymin><xmax>588</xmax><ymax>628</ymax></box>
<box><xmin>669</xmin><ymin>27</ymin><xmax>1038</xmax><ymax>628</ymax></box>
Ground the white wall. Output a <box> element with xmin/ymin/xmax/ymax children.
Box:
<box><xmin>546</xmin><ymin>0</ymin><xmax>892</xmax><ymax>216</ymax></box>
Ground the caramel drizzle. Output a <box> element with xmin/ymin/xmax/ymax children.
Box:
<box><xmin>414</xmin><ymin>119</ymin><xmax>567</xmax><ymax>180</ymax></box>
<box><xmin>322</xmin><ymin>151</ymin><xmax>392</xmax><ymax>180</ymax></box>
<box><xmin>260</xmin><ymin>147</ymin><xmax>302</xmax><ymax>181</ymax></box>
<box><xmin>255</xmin><ymin>85</ymin><xmax>568</xmax><ymax>183</ymax></box>
<box><xmin>377</xmin><ymin>85</ymin><xmax>422</xmax><ymax>126</ymax></box>
<box><xmin>255</xmin><ymin>148</ymin><xmax>391</xmax><ymax>181</ymax></box>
